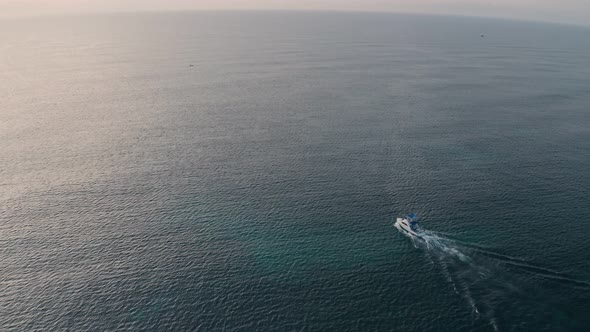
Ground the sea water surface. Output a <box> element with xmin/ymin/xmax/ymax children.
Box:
<box><xmin>1</xmin><ymin>12</ymin><xmax>590</xmax><ymax>331</ymax></box>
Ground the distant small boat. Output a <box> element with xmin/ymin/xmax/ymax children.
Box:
<box><xmin>394</xmin><ymin>214</ymin><xmax>425</xmax><ymax>240</ymax></box>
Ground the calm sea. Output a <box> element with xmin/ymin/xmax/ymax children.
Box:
<box><xmin>1</xmin><ymin>11</ymin><xmax>590</xmax><ymax>331</ymax></box>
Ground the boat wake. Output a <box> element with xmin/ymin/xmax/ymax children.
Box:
<box><xmin>398</xmin><ymin>228</ymin><xmax>590</xmax><ymax>331</ymax></box>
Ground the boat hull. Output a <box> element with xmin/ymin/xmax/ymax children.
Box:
<box><xmin>394</xmin><ymin>218</ymin><xmax>425</xmax><ymax>240</ymax></box>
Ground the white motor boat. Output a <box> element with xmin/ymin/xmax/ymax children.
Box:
<box><xmin>394</xmin><ymin>214</ymin><xmax>425</xmax><ymax>240</ymax></box>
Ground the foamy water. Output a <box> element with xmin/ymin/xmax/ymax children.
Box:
<box><xmin>396</xmin><ymin>224</ymin><xmax>590</xmax><ymax>331</ymax></box>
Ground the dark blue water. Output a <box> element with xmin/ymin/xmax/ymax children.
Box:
<box><xmin>1</xmin><ymin>12</ymin><xmax>590</xmax><ymax>331</ymax></box>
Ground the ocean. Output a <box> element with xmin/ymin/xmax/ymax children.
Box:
<box><xmin>1</xmin><ymin>11</ymin><xmax>590</xmax><ymax>331</ymax></box>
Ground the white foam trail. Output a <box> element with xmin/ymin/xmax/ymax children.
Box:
<box><xmin>397</xmin><ymin>222</ymin><xmax>590</xmax><ymax>331</ymax></box>
<box><xmin>422</xmin><ymin>232</ymin><xmax>471</xmax><ymax>263</ymax></box>
<box><xmin>423</xmin><ymin>230</ymin><xmax>590</xmax><ymax>290</ymax></box>
<box><xmin>490</xmin><ymin>318</ymin><xmax>500</xmax><ymax>332</ymax></box>
<box><xmin>399</xmin><ymin>227</ymin><xmax>499</xmax><ymax>329</ymax></box>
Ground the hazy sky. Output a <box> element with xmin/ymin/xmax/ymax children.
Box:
<box><xmin>1</xmin><ymin>0</ymin><xmax>589</xmax><ymax>25</ymax></box>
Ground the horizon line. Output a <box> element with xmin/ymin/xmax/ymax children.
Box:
<box><xmin>1</xmin><ymin>8</ymin><xmax>588</xmax><ymax>29</ymax></box>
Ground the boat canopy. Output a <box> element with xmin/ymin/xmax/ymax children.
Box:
<box><xmin>407</xmin><ymin>213</ymin><xmax>416</xmax><ymax>219</ymax></box>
